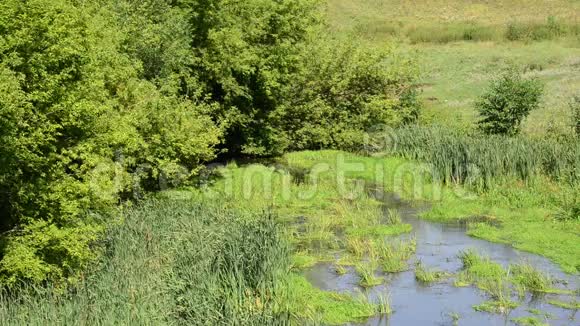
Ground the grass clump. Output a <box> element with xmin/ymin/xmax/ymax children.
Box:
<box><xmin>473</xmin><ymin>300</ymin><xmax>519</xmax><ymax>314</ymax></box>
<box><xmin>510</xmin><ymin>263</ymin><xmax>552</xmax><ymax>293</ymax></box>
<box><xmin>414</xmin><ymin>261</ymin><xmax>449</xmax><ymax>284</ymax></box>
<box><xmin>376</xmin><ymin>239</ymin><xmax>416</xmax><ymax>273</ymax></box>
<box><xmin>286</xmin><ymin>274</ymin><xmax>379</xmax><ymax>325</ymax></box>
<box><xmin>291</xmin><ymin>252</ymin><xmax>319</xmax><ymax>270</ymax></box>
<box><xmin>345</xmin><ymin>224</ymin><xmax>412</xmax><ymax>238</ymax></box>
<box><xmin>457</xmin><ymin>250</ymin><xmax>505</xmax><ymax>284</ymax></box>
<box><xmin>334</xmin><ymin>264</ymin><xmax>348</xmax><ymax>275</ymax></box>
<box><xmin>511</xmin><ymin>316</ymin><xmax>549</xmax><ymax>326</ymax></box>
<box><xmin>386</xmin><ymin>208</ymin><xmax>402</xmax><ymax>224</ymax></box>
<box><xmin>355</xmin><ymin>262</ymin><xmax>382</xmax><ymax>288</ymax></box>
<box><xmin>547</xmin><ymin>299</ymin><xmax>580</xmax><ymax>310</ymax></box>
<box><xmin>376</xmin><ymin>294</ymin><xmax>392</xmax><ymax>315</ymax></box>
<box><xmin>457</xmin><ymin>250</ymin><xmax>521</xmax><ymax>315</ymax></box>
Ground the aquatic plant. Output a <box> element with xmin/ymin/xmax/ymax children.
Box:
<box><xmin>356</xmin><ymin>262</ymin><xmax>382</xmax><ymax>288</ymax></box>
<box><xmin>473</xmin><ymin>300</ymin><xmax>519</xmax><ymax>314</ymax></box>
<box><xmin>376</xmin><ymin>239</ymin><xmax>416</xmax><ymax>273</ymax></box>
<box><xmin>510</xmin><ymin>263</ymin><xmax>552</xmax><ymax>293</ymax></box>
<box><xmin>547</xmin><ymin>299</ymin><xmax>580</xmax><ymax>310</ymax></box>
<box><xmin>414</xmin><ymin>261</ymin><xmax>449</xmax><ymax>284</ymax></box>
<box><xmin>335</xmin><ymin>265</ymin><xmax>348</xmax><ymax>276</ymax></box>
<box><xmin>386</xmin><ymin>208</ymin><xmax>402</xmax><ymax>225</ymax></box>
<box><xmin>375</xmin><ymin>125</ymin><xmax>579</xmax><ymax>189</ymax></box>
<box><xmin>511</xmin><ymin>316</ymin><xmax>548</xmax><ymax>326</ymax></box>
<box><xmin>376</xmin><ymin>294</ymin><xmax>392</xmax><ymax>315</ymax></box>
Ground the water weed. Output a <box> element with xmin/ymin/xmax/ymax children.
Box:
<box><xmin>511</xmin><ymin>316</ymin><xmax>549</xmax><ymax>326</ymax></box>
<box><xmin>355</xmin><ymin>262</ymin><xmax>382</xmax><ymax>288</ymax></box>
<box><xmin>510</xmin><ymin>263</ymin><xmax>553</xmax><ymax>293</ymax></box>
<box><xmin>547</xmin><ymin>299</ymin><xmax>580</xmax><ymax>310</ymax></box>
<box><xmin>414</xmin><ymin>261</ymin><xmax>449</xmax><ymax>284</ymax></box>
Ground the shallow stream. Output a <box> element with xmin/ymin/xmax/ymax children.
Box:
<box><xmin>304</xmin><ymin>186</ymin><xmax>579</xmax><ymax>325</ymax></box>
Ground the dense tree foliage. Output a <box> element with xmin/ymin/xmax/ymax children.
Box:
<box><xmin>0</xmin><ymin>0</ymin><xmax>420</xmax><ymax>285</ymax></box>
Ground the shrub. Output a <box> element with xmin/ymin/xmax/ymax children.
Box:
<box><xmin>175</xmin><ymin>0</ymin><xmax>322</xmax><ymax>157</ymax></box>
<box><xmin>273</xmin><ymin>36</ymin><xmax>421</xmax><ymax>152</ymax></box>
<box><xmin>476</xmin><ymin>68</ymin><xmax>543</xmax><ymax>136</ymax></box>
<box><xmin>0</xmin><ymin>0</ymin><xmax>220</xmax><ymax>285</ymax></box>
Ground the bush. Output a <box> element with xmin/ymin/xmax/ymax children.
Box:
<box><xmin>0</xmin><ymin>0</ymin><xmax>220</xmax><ymax>285</ymax></box>
<box><xmin>174</xmin><ymin>0</ymin><xmax>321</xmax><ymax>157</ymax></box>
<box><xmin>476</xmin><ymin>68</ymin><xmax>543</xmax><ymax>136</ymax></box>
<box><xmin>272</xmin><ymin>36</ymin><xmax>421</xmax><ymax>151</ymax></box>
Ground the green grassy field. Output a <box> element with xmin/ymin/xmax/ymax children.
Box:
<box><xmin>327</xmin><ymin>0</ymin><xmax>579</xmax><ymax>27</ymax></box>
<box><xmin>327</xmin><ymin>0</ymin><xmax>580</xmax><ymax>136</ymax></box>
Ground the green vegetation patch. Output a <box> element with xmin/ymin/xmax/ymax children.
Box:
<box><xmin>511</xmin><ymin>316</ymin><xmax>549</xmax><ymax>326</ymax></box>
<box><xmin>473</xmin><ymin>300</ymin><xmax>519</xmax><ymax>314</ymax></box>
<box><xmin>284</xmin><ymin>150</ymin><xmax>580</xmax><ymax>274</ymax></box>
<box><xmin>415</xmin><ymin>261</ymin><xmax>450</xmax><ymax>284</ymax></box>
<box><xmin>286</xmin><ymin>274</ymin><xmax>379</xmax><ymax>325</ymax></box>
<box><xmin>345</xmin><ymin>224</ymin><xmax>412</xmax><ymax>237</ymax></box>
<box><xmin>547</xmin><ymin>299</ymin><xmax>580</xmax><ymax>310</ymax></box>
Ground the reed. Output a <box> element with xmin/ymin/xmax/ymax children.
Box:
<box><xmin>355</xmin><ymin>262</ymin><xmax>382</xmax><ymax>288</ymax></box>
<box><xmin>373</xmin><ymin>125</ymin><xmax>579</xmax><ymax>189</ymax></box>
<box><xmin>414</xmin><ymin>261</ymin><xmax>449</xmax><ymax>284</ymax></box>
<box><xmin>0</xmin><ymin>197</ymin><xmax>291</xmax><ymax>325</ymax></box>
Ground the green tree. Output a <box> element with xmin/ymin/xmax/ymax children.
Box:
<box><xmin>272</xmin><ymin>36</ymin><xmax>421</xmax><ymax>151</ymax></box>
<box><xmin>476</xmin><ymin>68</ymin><xmax>543</xmax><ymax>136</ymax></box>
<box><xmin>0</xmin><ymin>0</ymin><xmax>219</xmax><ymax>285</ymax></box>
<box><xmin>176</xmin><ymin>0</ymin><xmax>321</xmax><ymax>156</ymax></box>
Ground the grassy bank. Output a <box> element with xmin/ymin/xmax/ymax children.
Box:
<box><xmin>284</xmin><ymin>150</ymin><xmax>579</xmax><ymax>274</ymax></box>
<box><xmin>0</xmin><ymin>196</ymin><xmax>291</xmax><ymax>324</ymax></box>
<box><xmin>0</xmin><ymin>189</ymin><xmax>391</xmax><ymax>325</ymax></box>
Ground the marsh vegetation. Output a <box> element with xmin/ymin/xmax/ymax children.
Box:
<box><xmin>0</xmin><ymin>0</ymin><xmax>578</xmax><ymax>325</ymax></box>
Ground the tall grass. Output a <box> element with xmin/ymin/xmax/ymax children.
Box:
<box><xmin>351</xmin><ymin>17</ymin><xmax>580</xmax><ymax>44</ymax></box>
<box><xmin>375</xmin><ymin>125</ymin><xmax>579</xmax><ymax>189</ymax></box>
<box><xmin>0</xmin><ymin>195</ymin><xmax>290</xmax><ymax>325</ymax></box>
